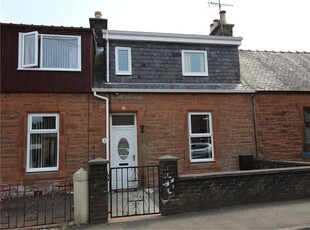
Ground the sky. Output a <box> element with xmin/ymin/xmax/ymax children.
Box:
<box><xmin>1</xmin><ymin>0</ymin><xmax>309</xmax><ymax>51</ymax></box>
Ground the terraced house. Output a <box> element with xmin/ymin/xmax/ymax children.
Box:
<box><xmin>1</xmin><ymin>11</ymin><xmax>309</xmax><ymax>187</ymax></box>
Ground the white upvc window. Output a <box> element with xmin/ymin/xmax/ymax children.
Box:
<box><xmin>188</xmin><ymin>112</ymin><xmax>214</xmax><ymax>162</ymax></box>
<box><xmin>27</xmin><ymin>114</ymin><xmax>59</xmax><ymax>172</ymax></box>
<box><xmin>182</xmin><ymin>50</ymin><xmax>208</xmax><ymax>76</ymax></box>
<box><xmin>18</xmin><ymin>31</ymin><xmax>81</xmax><ymax>71</ymax></box>
<box><xmin>115</xmin><ymin>47</ymin><xmax>132</xmax><ymax>75</ymax></box>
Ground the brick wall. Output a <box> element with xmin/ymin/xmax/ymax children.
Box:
<box><xmin>88</xmin><ymin>158</ymin><xmax>109</xmax><ymax>224</ymax></box>
<box><xmin>159</xmin><ymin>157</ymin><xmax>310</xmax><ymax>215</ymax></box>
<box><xmin>110</xmin><ymin>93</ymin><xmax>256</xmax><ymax>174</ymax></box>
<box><xmin>255</xmin><ymin>94</ymin><xmax>310</xmax><ymax>161</ymax></box>
<box><xmin>0</xmin><ymin>93</ymin><xmax>106</xmax><ymax>185</ymax></box>
<box><xmin>2</xmin><ymin>92</ymin><xmax>309</xmax><ymax>185</ymax></box>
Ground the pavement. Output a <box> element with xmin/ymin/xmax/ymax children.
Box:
<box><xmin>70</xmin><ymin>199</ymin><xmax>310</xmax><ymax>230</ymax></box>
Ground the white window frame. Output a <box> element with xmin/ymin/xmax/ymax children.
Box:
<box><xmin>182</xmin><ymin>50</ymin><xmax>208</xmax><ymax>76</ymax></box>
<box><xmin>115</xmin><ymin>47</ymin><xmax>132</xmax><ymax>75</ymax></box>
<box><xmin>20</xmin><ymin>31</ymin><xmax>39</xmax><ymax>68</ymax></box>
<box><xmin>27</xmin><ymin>113</ymin><xmax>59</xmax><ymax>172</ymax></box>
<box><xmin>188</xmin><ymin>112</ymin><xmax>214</xmax><ymax>163</ymax></box>
<box><xmin>18</xmin><ymin>32</ymin><xmax>81</xmax><ymax>71</ymax></box>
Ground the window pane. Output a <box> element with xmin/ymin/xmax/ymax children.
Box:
<box><xmin>190</xmin><ymin>114</ymin><xmax>210</xmax><ymax>134</ymax></box>
<box><xmin>112</xmin><ymin>115</ymin><xmax>134</xmax><ymax>126</ymax></box>
<box><xmin>42</xmin><ymin>36</ymin><xmax>79</xmax><ymax>69</ymax></box>
<box><xmin>118</xmin><ymin>50</ymin><xmax>129</xmax><ymax>71</ymax></box>
<box><xmin>190</xmin><ymin>136</ymin><xmax>212</xmax><ymax>159</ymax></box>
<box><xmin>305</xmin><ymin>109</ymin><xmax>310</xmax><ymax>122</ymax></box>
<box><xmin>29</xmin><ymin>133</ymin><xmax>57</xmax><ymax>168</ymax></box>
<box><xmin>306</xmin><ymin>126</ymin><xmax>310</xmax><ymax>150</ymax></box>
<box><xmin>23</xmin><ymin>33</ymin><xmax>36</xmax><ymax>66</ymax></box>
<box><xmin>32</xmin><ymin>116</ymin><xmax>56</xmax><ymax>130</ymax></box>
<box><xmin>184</xmin><ymin>52</ymin><xmax>205</xmax><ymax>73</ymax></box>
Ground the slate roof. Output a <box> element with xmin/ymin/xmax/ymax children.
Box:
<box><xmin>239</xmin><ymin>50</ymin><xmax>310</xmax><ymax>91</ymax></box>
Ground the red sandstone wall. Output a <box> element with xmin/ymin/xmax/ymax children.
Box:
<box><xmin>4</xmin><ymin>92</ymin><xmax>308</xmax><ymax>185</ymax></box>
<box><xmin>0</xmin><ymin>93</ymin><xmax>105</xmax><ymax>185</ymax></box>
<box><xmin>1</xmin><ymin>92</ymin><xmax>257</xmax><ymax>184</ymax></box>
<box><xmin>109</xmin><ymin>93</ymin><xmax>256</xmax><ymax>175</ymax></box>
<box><xmin>255</xmin><ymin>94</ymin><xmax>310</xmax><ymax>161</ymax></box>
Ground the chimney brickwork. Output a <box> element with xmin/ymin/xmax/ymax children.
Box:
<box><xmin>210</xmin><ymin>11</ymin><xmax>234</xmax><ymax>36</ymax></box>
<box><xmin>89</xmin><ymin>11</ymin><xmax>108</xmax><ymax>47</ymax></box>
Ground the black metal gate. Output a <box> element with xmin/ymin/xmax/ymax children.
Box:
<box><xmin>109</xmin><ymin>165</ymin><xmax>160</xmax><ymax>218</ymax></box>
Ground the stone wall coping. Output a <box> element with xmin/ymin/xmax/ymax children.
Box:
<box><xmin>158</xmin><ymin>155</ymin><xmax>179</xmax><ymax>162</ymax></box>
<box><xmin>88</xmin><ymin>158</ymin><xmax>109</xmax><ymax>165</ymax></box>
<box><xmin>257</xmin><ymin>159</ymin><xmax>310</xmax><ymax>166</ymax></box>
<box><xmin>179</xmin><ymin>166</ymin><xmax>310</xmax><ymax>180</ymax></box>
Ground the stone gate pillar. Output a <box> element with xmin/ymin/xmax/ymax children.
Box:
<box><xmin>88</xmin><ymin>158</ymin><xmax>109</xmax><ymax>223</ymax></box>
<box><xmin>158</xmin><ymin>155</ymin><xmax>180</xmax><ymax>215</ymax></box>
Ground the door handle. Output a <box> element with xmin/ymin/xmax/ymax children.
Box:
<box><xmin>132</xmin><ymin>155</ymin><xmax>135</xmax><ymax>161</ymax></box>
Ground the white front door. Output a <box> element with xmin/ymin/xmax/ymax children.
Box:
<box><xmin>110</xmin><ymin>114</ymin><xmax>138</xmax><ymax>190</ymax></box>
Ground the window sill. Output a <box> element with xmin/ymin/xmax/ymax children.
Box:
<box><xmin>115</xmin><ymin>73</ymin><xmax>132</xmax><ymax>76</ymax></box>
<box><xmin>17</xmin><ymin>68</ymin><xmax>81</xmax><ymax>72</ymax></box>
<box><xmin>183</xmin><ymin>73</ymin><xmax>209</xmax><ymax>77</ymax></box>
<box><xmin>190</xmin><ymin>160</ymin><xmax>215</xmax><ymax>164</ymax></box>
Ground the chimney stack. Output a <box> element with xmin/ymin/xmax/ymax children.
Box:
<box><xmin>209</xmin><ymin>11</ymin><xmax>234</xmax><ymax>36</ymax></box>
<box><xmin>89</xmin><ymin>11</ymin><xmax>108</xmax><ymax>49</ymax></box>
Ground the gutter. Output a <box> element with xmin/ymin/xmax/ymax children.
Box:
<box><xmin>92</xmin><ymin>87</ymin><xmax>256</xmax><ymax>94</ymax></box>
<box><xmin>102</xmin><ymin>29</ymin><xmax>242</xmax><ymax>46</ymax></box>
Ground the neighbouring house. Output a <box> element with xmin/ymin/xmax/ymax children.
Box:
<box><xmin>0</xmin><ymin>22</ymin><xmax>103</xmax><ymax>185</ymax></box>
<box><xmin>1</xmin><ymin>12</ymin><xmax>309</xmax><ymax>186</ymax></box>
<box><xmin>239</xmin><ymin>50</ymin><xmax>310</xmax><ymax>161</ymax></box>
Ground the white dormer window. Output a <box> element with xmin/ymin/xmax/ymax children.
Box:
<box><xmin>115</xmin><ymin>47</ymin><xmax>132</xmax><ymax>75</ymax></box>
<box><xmin>182</xmin><ymin>50</ymin><xmax>208</xmax><ymax>76</ymax></box>
<box><xmin>18</xmin><ymin>31</ymin><xmax>81</xmax><ymax>71</ymax></box>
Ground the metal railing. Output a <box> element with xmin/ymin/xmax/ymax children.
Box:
<box><xmin>0</xmin><ymin>180</ymin><xmax>73</xmax><ymax>229</ymax></box>
<box><xmin>110</xmin><ymin>165</ymin><xmax>160</xmax><ymax>218</ymax></box>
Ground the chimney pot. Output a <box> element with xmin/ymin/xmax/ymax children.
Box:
<box><xmin>220</xmin><ymin>10</ymin><xmax>227</xmax><ymax>24</ymax></box>
<box><xmin>95</xmin><ymin>11</ymin><xmax>102</xmax><ymax>19</ymax></box>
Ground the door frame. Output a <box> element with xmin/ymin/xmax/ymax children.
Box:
<box><xmin>110</xmin><ymin>113</ymin><xmax>138</xmax><ymax>169</ymax></box>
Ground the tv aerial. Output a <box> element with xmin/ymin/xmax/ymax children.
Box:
<box><xmin>208</xmin><ymin>0</ymin><xmax>233</xmax><ymax>13</ymax></box>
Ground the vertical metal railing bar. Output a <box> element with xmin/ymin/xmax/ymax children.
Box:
<box><xmin>157</xmin><ymin>166</ymin><xmax>160</xmax><ymax>213</ymax></box>
<box><xmin>44</xmin><ymin>186</ymin><xmax>47</xmax><ymax>225</ymax></box>
<box><xmin>147</xmin><ymin>167</ymin><xmax>151</xmax><ymax>213</ymax></box>
<box><xmin>9</xmin><ymin>185</ymin><xmax>12</xmax><ymax>229</ymax></box>
<box><xmin>115</xmin><ymin>168</ymin><xmax>118</xmax><ymax>217</ymax></box>
<box><xmin>142</xmin><ymin>167</ymin><xmax>145</xmax><ymax>215</ymax></box>
<box><xmin>109</xmin><ymin>167</ymin><xmax>113</xmax><ymax>218</ymax></box>
<box><xmin>23</xmin><ymin>185</ymin><xmax>26</xmax><ymax>227</ymax></box>
<box><xmin>70</xmin><ymin>183</ymin><xmax>73</xmax><ymax>221</ymax></box>
<box><xmin>127</xmin><ymin>168</ymin><xmax>129</xmax><ymax>217</ymax></box>
<box><xmin>121</xmin><ymin>167</ymin><xmax>124</xmax><ymax>216</ymax></box>
<box><xmin>64</xmin><ymin>184</ymin><xmax>67</xmax><ymax>222</ymax></box>
<box><xmin>36</xmin><ymin>186</ymin><xmax>39</xmax><ymax>226</ymax></box>
<box><xmin>51</xmin><ymin>185</ymin><xmax>55</xmax><ymax>224</ymax></box>
<box><xmin>13</xmin><ymin>185</ymin><xmax>16</xmax><ymax>228</ymax></box>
